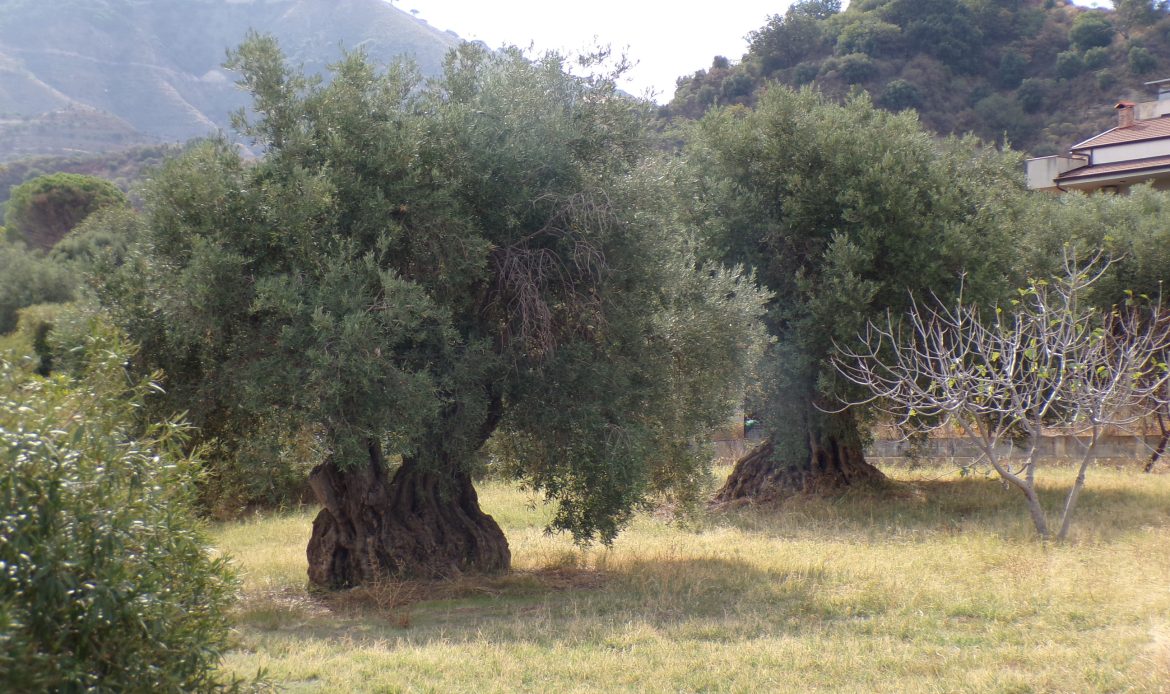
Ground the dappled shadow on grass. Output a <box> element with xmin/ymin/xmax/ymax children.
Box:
<box><xmin>224</xmin><ymin>465</ymin><xmax>1170</xmax><ymax>685</ymax></box>
<box><xmin>705</xmin><ymin>466</ymin><xmax>1170</xmax><ymax>545</ymax></box>
<box><xmin>323</xmin><ymin>565</ymin><xmax>609</xmax><ymax>617</ymax></box>
<box><xmin>232</xmin><ymin>555</ymin><xmax>829</xmax><ymax>650</ymax></box>
<box><xmin>234</xmin><ymin>565</ymin><xmax>608</xmax><ymax>632</ymax></box>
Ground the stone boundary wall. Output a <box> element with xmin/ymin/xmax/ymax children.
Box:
<box><xmin>714</xmin><ymin>434</ymin><xmax>1164</xmax><ymax>462</ymax></box>
<box><xmin>868</xmin><ymin>434</ymin><xmax>1162</xmax><ymax>461</ymax></box>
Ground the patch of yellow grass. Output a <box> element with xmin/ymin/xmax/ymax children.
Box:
<box><xmin>214</xmin><ymin>464</ymin><xmax>1170</xmax><ymax>692</ymax></box>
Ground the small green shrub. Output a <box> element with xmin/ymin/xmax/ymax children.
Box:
<box><xmin>967</xmin><ymin>84</ymin><xmax>993</xmax><ymax>108</ymax></box>
<box><xmin>0</xmin><ymin>323</ymin><xmax>243</xmax><ymax>691</ymax></box>
<box><xmin>0</xmin><ymin>241</ymin><xmax>75</xmax><ymax>334</ymax></box>
<box><xmin>1017</xmin><ymin>78</ymin><xmax>1050</xmax><ymax>113</ymax></box>
<box><xmin>974</xmin><ymin>93</ymin><xmax>1036</xmax><ymax>146</ymax></box>
<box><xmin>835</xmin><ymin>16</ymin><xmax>902</xmax><ymax>58</ymax></box>
<box><xmin>5</xmin><ymin>172</ymin><xmax>128</xmax><ymax>251</ymax></box>
<box><xmin>1096</xmin><ymin>69</ymin><xmax>1117</xmax><ymax>91</ymax></box>
<box><xmin>792</xmin><ymin>61</ymin><xmax>820</xmax><ymax>86</ymax></box>
<box><xmin>880</xmin><ymin>79</ymin><xmax>922</xmax><ymax>111</ymax></box>
<box><xmin>1069</xmin><ymin>12</ymin><xmax>1114</xmax><ymax>51</ymax></box>
<box><xmin>50</xmin><ymin>205</ymin><xmax>143</xmax><ymax>271</ymax></box>
<box><xmin>1129</xmin><ymin>45</ymin><xmax>1157</xmax><ymax>75</ymax></box>
<box><xmin>11</xmin><ymin>302</ymin><xmax>70</xmax><ymax>375</ymax></box>
<box><xmin>998</xmin><ymin>50</ymin><xmax>1028</xmax><ymax>88</ymax></box>
<box><xmin>1055</xmin><ymin>50</ymin><xmax>1085</xmax><ymax>79</ymax></box>
<box><xmin>1083</xmin><ymin>46</ymin><xmax>1111</xmax><ymax>70</ymax></box>
<box><xmin>720</xmin><ymin>72</ymin><xmax>755</xmax><ymax>101</ymax></box>
<box><xmin>200</xmin><ymin>409</ymin><xmax>320</xmax><ymax>519</ymax></box>
<box><xmin>825</xmin><ymin>52</ymin><xmax>878</xmax><ymax>84</ymax></box>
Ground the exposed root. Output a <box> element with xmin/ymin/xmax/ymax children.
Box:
<box><xmin>307</xmin><ymin>444</ymin><xmax>510</xmax><ymax>588</ymax></box>
<box><xmin>711</xmin><ymin>437</ymin><xmax>888</xmax><ymax>509</ymax></box>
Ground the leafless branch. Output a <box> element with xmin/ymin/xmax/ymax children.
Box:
<box><xmin>832</xmin><ymin>251</ymin><xmax>1170</xmax><ymax>541</ymax></box>
<box><xmin>488</xmin><ymin>191</ymin><xmax>614</xmax><ymax>358</ymax></box>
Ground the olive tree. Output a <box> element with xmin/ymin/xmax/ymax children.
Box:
<box><xmin>104</xmin><ymin>37</ymin><xmax>765</xmax><ymax>586</ymax></box>
<box><xmin>833</xmin><ymin>255</ymin><xmax>1170</xmax><ymax>541</ymax></box>
<box><xmin>685</xmin><ymin>87</ymin><xmax>1024</xmax><ymax>505</ymax></box>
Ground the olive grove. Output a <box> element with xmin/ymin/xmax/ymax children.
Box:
<box><xmin>685</xmin><ymin>87</ymin><xmax>1026</xmax><ymax>505</ymax></box>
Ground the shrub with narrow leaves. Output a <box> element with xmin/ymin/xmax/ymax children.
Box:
<box><xmin>0</xmin><ymin>321</ymin><xmax>242</xmax><ymax>692</ymax></box>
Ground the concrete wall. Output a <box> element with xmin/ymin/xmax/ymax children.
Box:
<box><xmin>1025</xmin><ymin>155</ymin><xmax>1086</xmax><ymax>190</ymax></box>
<box><xmin>867</xmin><ymin>435</ymin><xmax>1162</xmax><ymax>462</ymax></box>
<box><xmin>1090</xmin><ymin>139</ymin><xmax>1170</xmax><ymax>165</ymax></box>
<box><xmin>1135</xmin><ymin>98</ymin><xmax>1170</xmax><ymax>120</ymax></box>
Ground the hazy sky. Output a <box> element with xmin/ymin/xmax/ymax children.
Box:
<box><xmin>403</xmin><ymin>1</ymin><xmax>795</xmax><ymax>102</ymax></box>
<box><xmin>403</xmin><ymin>0</ymin><xmax>1110</xmax><ymax>103</ymax></box>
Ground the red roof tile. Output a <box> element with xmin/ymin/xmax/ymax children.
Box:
<box><xmin>1072</xmin><ymin>117</ymin><xmax>1170</xmax><ymax>149</ymax></box>
<box><xmin>1055</xmin><ymin>154</ymin><xmax>1170</xmax><ymax>181</ymax></box>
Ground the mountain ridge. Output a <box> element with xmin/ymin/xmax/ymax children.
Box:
<box><xmin>0</xmin><ymin>0</ymin><xmax>461</xmax><ymax>161</ymax></box>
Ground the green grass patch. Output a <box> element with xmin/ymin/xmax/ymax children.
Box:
<box><xmin>213</xmin><ymin>464</ymin><xmax>1170</xmax><ymax>692</ymax></box>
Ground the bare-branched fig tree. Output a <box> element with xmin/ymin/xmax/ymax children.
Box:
<box><xmin>833</xmin><ymin>254</ymin><xmax>1170</xmax><ymax>541</ymax></box>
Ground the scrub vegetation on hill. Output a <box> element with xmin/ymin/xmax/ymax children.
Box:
<box><xmin>665</xmin><ymin>0</ymin><xmax>1170</xmax><ymax>155</ymax></box>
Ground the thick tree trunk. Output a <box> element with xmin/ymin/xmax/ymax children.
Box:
<box><xmin>712</xmin><ymin>413</ymin><xmax>886</xmax><ymax>506</ymax></box>
<box><xmin>306</xmin><ymin>441</ymin><xmax>510</xmax><ymax>588</ymax></box>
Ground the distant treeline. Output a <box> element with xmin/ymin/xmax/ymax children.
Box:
<box><xmin>0</xmin><ymin>145</ymin><xmax>181</xmax><ymax>220</ymax></box>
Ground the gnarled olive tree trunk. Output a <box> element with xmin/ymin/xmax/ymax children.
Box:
<box><xmin>713</xmin><ymin>411</ymin><xmax>885</xmax><ymax>505</ymax></box>
<box><xmin>306</xmin><ymin>440</ymin><xmax>510</xmax><ymax>588</ymax></box>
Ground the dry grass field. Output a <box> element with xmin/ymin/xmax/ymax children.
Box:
<box><xmin>213</xmin><ymin>462</ymin><xmax>1170</xmax><ymax>692</ymax></box>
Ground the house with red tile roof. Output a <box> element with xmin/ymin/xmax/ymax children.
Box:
<box><xmin>1026</xmin><ymin>78</ymin><xmax>1170</xmax><ymax>194</ymax></box>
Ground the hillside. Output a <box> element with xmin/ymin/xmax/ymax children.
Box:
<box><xmin>0</xmin><ymin>0</ymin><xmax>461</xmax><ymax>162</ymax></box>
<box><xmin>664</xmin><ymin>0</ymin><xmax>1170</xmax><ymax>156</ymax></box>
<box><xmin>0</xmin><ymin>109</ymin><xmax>160</xmax><ymax>162</ymax></box>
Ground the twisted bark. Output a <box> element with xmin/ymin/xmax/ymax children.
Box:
<box><xmin>712</xmin><ymin>413</ymin><xmax>886</xmax><ymax>506</ymax></box>
<box><xmin>306</xmin><ymin>441</ymin><xmax>509</xmax><ymax>588</ymax></box>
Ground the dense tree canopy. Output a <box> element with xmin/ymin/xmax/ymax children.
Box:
<box><xmin>666</xmin><ymin>0</ymin><xmax>1170</xmax><ymax>155</ymax></box>
<box><xmin>1114</xmin><ymin>0</ymin><xmax>1168</xmax><ymax>37</ymax></box>
<box><xmin>685</xmin><ymin>87</ymin><xmax>1027</xmax><ymax>501</ymax></box>
<box><xmin>103</xmin><ymin>36</ymin><xmax>765</xmax><ymax>585</ymax></box>
<box><xmin>748</xmin><ymin>5</ymin><xmax>827</xmax><ymax>74</ymax></box>
<box><xmin>4</xmin><ymin>172</ymin><xmax>127</xmax><ymax>250</ymax></box>
<box><xmin>1020</xmin><ymin>184</ymin><xmax>1170</xmax><ymax>306</ymax></box>
<box><xmin>1069</xmin><ymin>11</ymin><xmax>1115</xmax><ymax>52</ymax></box>
<box><xmin>0</xmin><ymin>241</ymin><xmax>74</xmax><ymax>334</ymax></box>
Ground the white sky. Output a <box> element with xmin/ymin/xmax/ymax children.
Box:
<box><xmin>401</xmin><ymin>0</ymin><xmax>1110</xmax><ymax>103</ymax></box>
<box><xmin>402</xmin><ymin>1</ymin><xmax>795</xmax><ymax>102</ymax></box>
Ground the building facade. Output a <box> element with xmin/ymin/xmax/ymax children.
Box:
<box><xmin>1026</xmin><ymin>78</ymin><xmax>1170</xmax><ymax>194</ymax></box>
